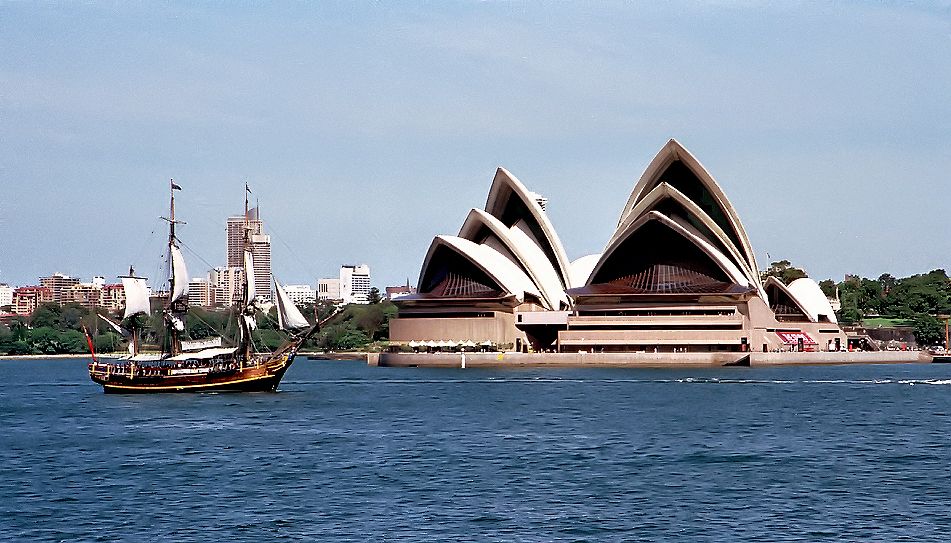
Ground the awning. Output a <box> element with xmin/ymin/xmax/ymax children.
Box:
<box><xmin>167</xmin><ymin>347</ymin><xmax>238</xmax><ymax>361</ymax></box>
<box><xmin>776</xmin><ymin>331</ymin><xmax>817</xmax><ymax>345</ymax></box>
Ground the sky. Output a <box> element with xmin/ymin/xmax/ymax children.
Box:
<box><xmin>2</xmin><ymin>1</ymin><xmax>950</xmax><ymax>291</ymax></box>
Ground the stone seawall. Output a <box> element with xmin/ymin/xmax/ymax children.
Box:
<box><xmin>749</xmin><ymin>351</ymin><xmax>928</xmax><ymax>365</ymax></box>
<box><xmin>376</xmin><ymin>351</ymin><xmax>931</xmax><ymax>368</ymax></box>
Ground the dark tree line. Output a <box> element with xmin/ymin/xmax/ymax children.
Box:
<box><xmin>1</xmin><ymin>297</ymin><xmax>399</xmax><ymax>356</ymax></box>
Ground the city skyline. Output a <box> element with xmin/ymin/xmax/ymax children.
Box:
<box><xmin>2</xmin><ymin>2</ymin><xmax>950</xmax><ymax>289</ymax></box>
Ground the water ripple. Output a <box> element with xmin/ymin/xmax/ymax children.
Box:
<box><xmin>3</xmin><ymin>359</ymin><xmax>951</xmax><ymax>541</ymax></box>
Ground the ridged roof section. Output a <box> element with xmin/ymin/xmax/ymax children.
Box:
<box><xmin>610</xmin><ymin>182</ymin><xmax>761</xmax><ymax>292</ymax></box>
<box><xmin>458</xmin><ymin>208</ymin><xmax>569</xmax><ymax>310</ymax></box>
<box><xmin>484</xmin><ymin>168</ymin><xmax>571</xmax><ymax>290</ymax></box>
<box><xmin>416</xmin><ymin>235</ymin><xmax>541</xmax><ymax>303</ymax></box>
<box><xmin>589</xmin><ymin>211</ymin><xmax>751</xmax><ymax>290</ymax></box>
<box><xmin>618</xmin><ymin>139</ymin><xmax>759</xmax><ymax>278</ymax></box>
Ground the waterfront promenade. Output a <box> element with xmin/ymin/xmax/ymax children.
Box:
<box><xmin>374</xmin><ymin>350</ymin><xmax>930</xmax><ymax>368</ymax></box>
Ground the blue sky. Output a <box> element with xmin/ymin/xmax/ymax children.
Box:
<box><xmin>2</xmin><ymin>1</ymin><xmax>949</xmax><ymax>289</ymax></box>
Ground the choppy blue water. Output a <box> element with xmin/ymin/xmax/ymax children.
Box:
<box><xmin>4</xmin><ymin>359</ymin><xmax>951</xmax><ymax>542</ymax></box>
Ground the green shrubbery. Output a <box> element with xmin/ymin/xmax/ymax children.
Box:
<box><xmin>768</xmin><ymin>263</ymin><xmax>951</xmax><ymax>347</ymax></box>
<box><xmin>0</xmin><ymin>299</ymin><xmax>399</xmax><ymax>356</ymax></box>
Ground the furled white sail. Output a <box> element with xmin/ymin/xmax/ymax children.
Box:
<box><xmin>274</xmin><ymin>279</ymin><xmax>310</xmax><ymax>330</ymax></box>
<box><xmin>169</xmin><ymin>245</ymin><xmax>189</xmax><ymax>303</ymax></box>
<box><xmin>120</xmin><ymin>277</ymin><xmax>151</xmax><ymax>319</ymax></box>
<box><xmin>244</xmin><ymin>250</ymin><xmax>256</xmax><ymax>305</ymax></box>
<box><xmin>167</xmin><ymin>313</ymin><xmax>186</xmax><ymax>332</ymax></box>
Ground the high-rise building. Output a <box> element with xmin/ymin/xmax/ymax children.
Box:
<box><xmin>188</xmin><ymin>277</ymin><xmax>214</xmax><ymax>307</ymax></box>
<box><xmin>225</xmin><ymin>207</ymin><xmax>271</xmax><ymax>302</ymax></box>
<box><xmin>226</xmin><ymin>208</ymin><xmax>262</xmax><ymax>267</ymax></box>
<box><xmin>340</xmin><ymin>264</ymin><xmax>371</xmax><ymax>305</ymax></box>
<box><xmin>249</xmin><ymin>233</ymin><xmax>271</xmax><ymax>302</ymax></box>
<box><xmin>282</xmin><ymin>284</ymin><xmax>316</xmax><ymax>306</ymax></box>
<box><xmin>210</xmin><ymin>266</ymin><xmax>244</xmax><ymax>308</ymax></box>
<box><xmin>40</xmin><ymin>273</ymin><xmax>80</xmax><ymax>304</ymax></box>
<box><xmin>0</xmin><ymin>284</ymin><xmax>13</xmax><ymax>309</ymax></box>
<box><xmin>101</xmin><ymin>284</ymin><xmax>126</xmax><ymax>313</ymax></box>
<box><xmin>13</xmin><ymin>286</ymin><xmax>52</xmax><ymax>315</ymax></box>
<box><xmin>317</xmin><ymin>278</ymin><xmax>341</xmax><ymax>301</ymax></box>
<box><xmin>64</xmin><ymin>282</ymin><xmax>103</xmax><ymax>310</ymax></box>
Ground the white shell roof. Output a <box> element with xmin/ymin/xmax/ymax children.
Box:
<box><xmin>786</xmin><ymin>277</ymin><xmax>839</xmax><ymax>324</ymax></box>
<box><xmin>484</xmin><ymin>167</ymin><xmax>571</xmax><ymax>289</ymax></box>
<box><xmin>618</xmin><ymin>139</ymin><xmax>759</xmax><ymax>277</ymax></box>
<box><xmin>418</xmin><ymin>235</ymin><xmax>542</xmax><ymax>302</ymax></box>
<box><xmin>612</xmin><ymin>181</ymin><xmax>763</xmax><ymax>295</ymax></box>
<box><xmin>589</xmin><ymin>211</ymin><xmax>750</xmax><ymax>288</ymax></box>
<box><xmin>763</xmin><ymin>276</ymin><xmax>811</xmax><ymax>318</ymax></box>
<box><xmin>569</xmin><ymin>254</ymin><xmax>601</xmax><ymax>289</ymax></box>
<box><xmin>458</xmin><ymin>208</ymin><xmax>569</xmax><ymax>310</ymax></box>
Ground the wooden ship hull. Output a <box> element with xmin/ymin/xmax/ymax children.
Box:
<box><xmin>89</xmin><ymin>351</ymin><xmax>297</xmax><ymax>394</ymax></box>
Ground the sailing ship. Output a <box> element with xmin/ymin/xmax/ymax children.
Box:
<box><xmin>88</xmin><ymin>181</ymin><xmax>319</xmax><ymax>393</ymax></box>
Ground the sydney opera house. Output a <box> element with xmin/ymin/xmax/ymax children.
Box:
<box><xmin>390</xmin><ymin>140</ymin><xmax>846</xmax><ymax>354</ymax></box>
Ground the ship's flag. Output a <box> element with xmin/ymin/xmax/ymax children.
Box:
<box><xmin>171</xmin><ymin>180</ymin><xmax>182</xmax><ymax>190</ymax></box>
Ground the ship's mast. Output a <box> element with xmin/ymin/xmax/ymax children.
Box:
<box><xmin>241</xmin><ymin>182</ymin><xmax>253</xmax><ymax>363</ymax></box>
<box><xmin>131</xmin><ymin>266</ymin><xmax>140</xmax><ymax>357</ymax></box>
<box><xmin>117</xmin><ymin>265</ymin><xmax>149</xmax><ymax>358</ymax></box>
<box><xmin>162</xmin><ymin>179</ymin><xmax>186</xmax><ymax>356</ymax></box>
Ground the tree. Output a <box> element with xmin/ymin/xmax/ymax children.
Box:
<box><xmin>913</xmin><ymin>314</ymin><xmax>944</xmax><ymax>347</ymax></box>
<box><xmin>60</xmin><ymin>303</ymin><xmax>89</xmax><ymax>331</ymax></box>
<box><xmin>818</xmin><ymin>279</ymin><xmax>837</xmax><ymax>298</ymax></box>
<box><xmin>6</xmin><ymin>340</ymin><xmax>35</xmax><ymax>355</ymax></box>
<box><xmin>330</xmin><ymin>328</ymin><xmax>370</xmax><ymax>350</ymax></box>
<box><xmin>839</xmin><ymin>307</ymin><xmax>862</xmax><ymax>325</ymax></box>
<box><xmin>94</xmin><ymin>332</ymin><xmax>121</xmax><ymax>354</ymax></box>
<box><xmin>762</xmin><ymin>260</ymin><xmax>808</xmax><ymax>285</ymax></box>
<box><xmin>9</xmin><ymin>317</ymin><xmax>28</xmax><ymax>341</ymax></box>
<box><xmin>367</xmin><ymin>287</ymin><xmax>382</xmax><ymax>304</ymax></box>
<box><xmin>30</xmin><ymin>303</ymin><xmax>63</xmax><ymax>329</ymax></box>
<box><xmin>0</xmin><ymin>324</ymin><xmax>12</xmax><ymax>354</ymax></box>
<box><xmin>30</xmin><ymin>327</ymin><xmax>68</xmax><ymax>354</ymax></box>
<box><xmin>878</xmin><ymin>273</ymin><xmax>897</xmax><ymax>293</ymax></box>
<box><xmin>355</xmin><ymin>304</ymin><xmax>387</xmax><ymax>339</ymax></box>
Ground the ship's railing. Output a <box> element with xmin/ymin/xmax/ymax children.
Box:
<box><xmin>88</xmin><ymin>362</ymin><xmax>134</xmax><ymax>377</ymax></box>
<box><xmin>89</xmin><ymin>358</ymin><xmax>243</xmax><ymax>377</ymax></box>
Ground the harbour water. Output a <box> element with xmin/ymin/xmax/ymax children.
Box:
<box><xmin>4</xmin><ymin>358</ymin><xmax>951</xmax><ymax>541</ymax></box>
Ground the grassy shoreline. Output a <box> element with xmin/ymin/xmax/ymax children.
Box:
<box><xmin>0</xmin><ymin>353</ymin><xmax>96</xmax><ymax>360</ymax></box>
